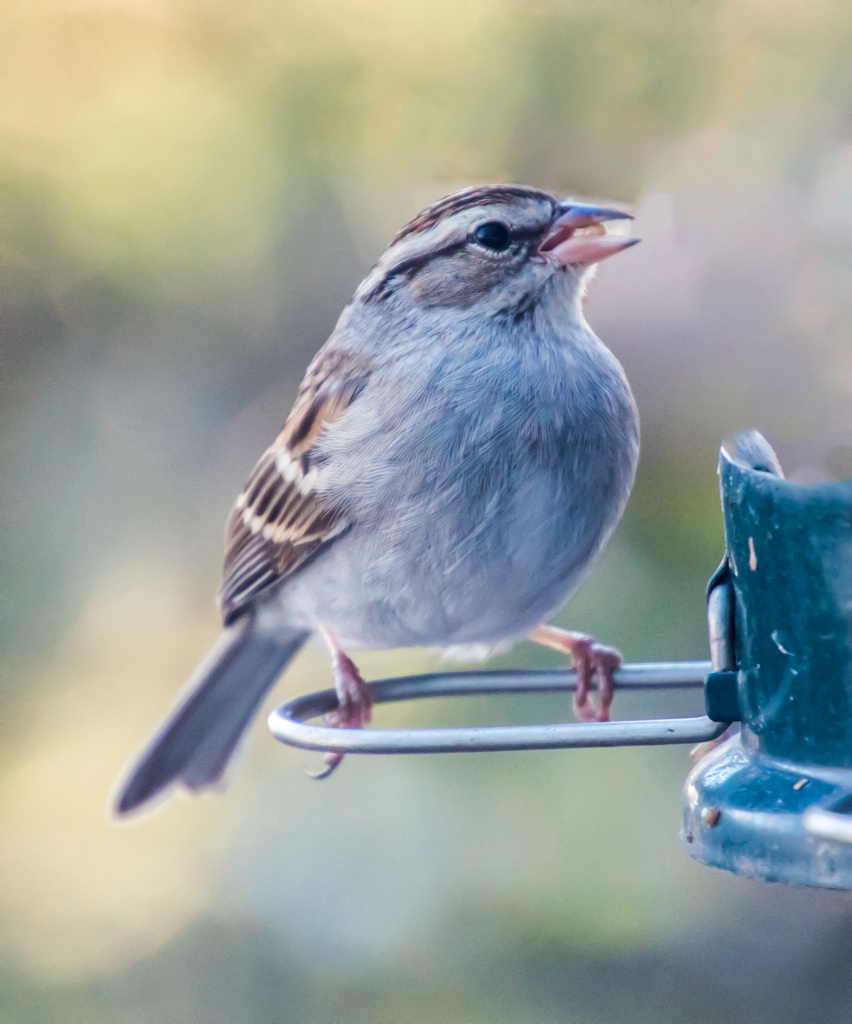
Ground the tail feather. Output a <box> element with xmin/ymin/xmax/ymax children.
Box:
<box><xmin>114</xmin><ymin>617</ymin><xmax>309</xmax><ymax>816</ymax></box>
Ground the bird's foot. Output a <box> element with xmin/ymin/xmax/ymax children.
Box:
<box><xmin>309</xmin><ymin>641</ymin><xmax>373</xmax><ymax>780</ymax></box>
<box><xmin>530</xmin><ymin>625</ymin><xmax>621</xmax><ymax>723</ymax></box>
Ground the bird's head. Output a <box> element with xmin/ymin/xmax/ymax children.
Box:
<box><xmin>355</xmin><ymin>184</ymin><xmax>638</xmax><ymax>321</ymax></box>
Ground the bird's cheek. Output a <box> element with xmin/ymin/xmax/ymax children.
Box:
<box><xmin>409</xmin><ymin>259</ymin><xmax>500</xmax><ymax>309</ymax></box>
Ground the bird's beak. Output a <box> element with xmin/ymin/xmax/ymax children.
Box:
<box><xmin>539</xmin><ymin>202</ymin><xmax>639</xmax><ymax>268</ymax></box>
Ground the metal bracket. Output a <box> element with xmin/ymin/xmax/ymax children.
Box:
<box><xmin>803</xmin><ymin>791</ymin><xmax>852</xmax><ymax>845</ymax></box>
<box><xmin>268</xmin><ymin>661</ymin><xmax>725</xmax><ymax>757</ymax></box>
<box><xmin>705</xmin><ymin>565</ymin><xmax>741</xmax><ymax>723</ymax></box>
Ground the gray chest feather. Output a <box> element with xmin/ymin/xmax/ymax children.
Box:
<box><xmin>308</xmin><ymin>337</ymin><xmax>638</xmax><ymax>647</ymax></box>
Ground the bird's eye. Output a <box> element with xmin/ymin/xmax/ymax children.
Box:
<box><xmin>473</xmin><ymin>221</ymin><xmax>511</xmax><ymax>251</ymax></box>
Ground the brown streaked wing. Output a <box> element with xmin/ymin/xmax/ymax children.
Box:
<box><xmin>218</xmin><ymin>353</ymin><xmax>370</xmax><ymax>623</ymax></box>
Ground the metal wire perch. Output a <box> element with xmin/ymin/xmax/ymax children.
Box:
<box><xmin>268</xmin><ymin>660</ymin><xmax>725</xmax><ymax>756</ymax></box>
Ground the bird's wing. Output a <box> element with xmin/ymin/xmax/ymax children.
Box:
<box><xmin>219</xmin><ymin>350</ymin><xmax>371</xmax><ymax>623</ymax></box>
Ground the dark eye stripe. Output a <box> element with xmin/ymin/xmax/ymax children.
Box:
<box><xmin>361</xmin><ymin>240</ymin><xmax>467</xmax><ymax>302</ymax></box>
<box><xmin>361</xmin><ymin>216</ymin><xmax>548</xmax><ymax>304</ymax></box>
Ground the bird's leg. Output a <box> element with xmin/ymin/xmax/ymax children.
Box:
<box><xmin>529</xmin><ymin>624</ymin><xmax>622</xmax><ymax>723</ymax></box>
<box><xmin>310</xmin><ymin>629</ymin><xmax>373</xmax><ymax>779</ymax></box>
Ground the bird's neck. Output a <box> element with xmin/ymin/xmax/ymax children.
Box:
<box><xmin>335</xmin><ymin>273</ymin><xmax>595</xmax><ymax>362</ymax></box>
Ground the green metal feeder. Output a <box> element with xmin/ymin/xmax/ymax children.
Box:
<box><xmin>683</xmin><ymin>434</ymin><xmax>852</xmax><ymax>887</ymax></box>
<box><xmin>269</xmin><ymin>431</ymin><xmax>852</xmax><ymax>888</ymax></box>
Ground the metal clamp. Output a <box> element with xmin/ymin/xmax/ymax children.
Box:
<box><xmin>803</xmin><ymin>792</ymin><xmax>852</xmax><ymax>846</ymax></box>
<box><xmin>268</xmin><ymin>660</ymin><xmax>725</xmax><ymax>756</ymax></box>
<box><xmin>704</xmin><ymin>571</ymin><xmax>741</xmax><ymax>723</ymax></box>
<box><xmin>707</xmin><ymin>568</ymin><xmax>735</xmax><ymax>673</ymax></box>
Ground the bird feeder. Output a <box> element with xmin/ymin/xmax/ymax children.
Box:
<box><xmin>268</xmin><ymin>433</ymin><xmax>852</xmax><ymax>889</ymax></box>
<box><xmin>683</xmin><ymin>439</ymin><xmax>852</xmax><ymax>888</ymax></box>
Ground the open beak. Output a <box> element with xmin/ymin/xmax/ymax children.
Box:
<box><xmin>539</xmin><ymin>202</ymin><xmax>639</xmax><ymax>268</ymax></box>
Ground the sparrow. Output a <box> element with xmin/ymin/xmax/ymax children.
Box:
<box><xmin>114</xmin><ymin>183</ymin><xmax>640</xmax><ymax>816</ymax></box>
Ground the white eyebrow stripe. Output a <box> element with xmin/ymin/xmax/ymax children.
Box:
<box><xmin>356</xmin><ymin>198</ymin><xmax>553</xmax><ymax>300</ymax></box>
<box><xmin>356</xmin><ymin>224</ymin><xmax>459</xmax><ymax>299</ymax></box>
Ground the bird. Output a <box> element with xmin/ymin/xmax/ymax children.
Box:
<box><xmin>114</xmin><ymin>183</ymin><xmax>640</xmax><ymax>816</ymax></box>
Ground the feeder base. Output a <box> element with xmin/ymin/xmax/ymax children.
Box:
<box><xmin>682</xmin><ymin>733</ymin><xmax>852</xmax><ymax>889</ymax></box>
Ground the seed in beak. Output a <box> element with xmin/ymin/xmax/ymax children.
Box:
<box><xmin>540</xmin><ymin>204</ymin><xmax>638</xmax><ymax>268</ymax></box>
<box><xmin>571</xmin><ymin>222</ymin><xmax>607</xmax><ymax>238</ymax></box>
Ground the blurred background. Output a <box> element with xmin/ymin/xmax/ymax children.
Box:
<box><xmin>4</xmin><ymin>0</ymin><xmax>852</xmax><ymax>1021</ymax></box>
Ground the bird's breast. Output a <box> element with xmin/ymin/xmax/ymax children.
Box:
<box><xmin>292</xmin><ymin>334</ymin><xmax>638</xmax><ymax>648</ymax></box>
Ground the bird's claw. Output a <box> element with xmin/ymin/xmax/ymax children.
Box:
<box><xmin>305</xmin><ymin>752</ymin><xmax>344</xmax><ymax>780</ymax></box>
<box><xmin>529</xmin><ymin>624</ymin><xmax>622</xmax><ymax>723</ymax></box>
<box><xmin>308</xmin><ymin>644</ymin><xmax>373</xmax><ymax>780</ymax></box>
<box><xmin>569</xmin><ymin>634</ymin><xmax>621</xmax><ymax>723</ymax></box>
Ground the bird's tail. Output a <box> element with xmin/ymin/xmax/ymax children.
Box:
<box><xmin>114</xmin><ymin>617</ymin><xmax>309</xmax><ymax>816</ymax></box>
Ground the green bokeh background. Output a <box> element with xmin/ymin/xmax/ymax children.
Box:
<box><xmin>3</xmin><ymin>1</ymin><xmax>852</xmax><ymax>1021</ymax></box>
